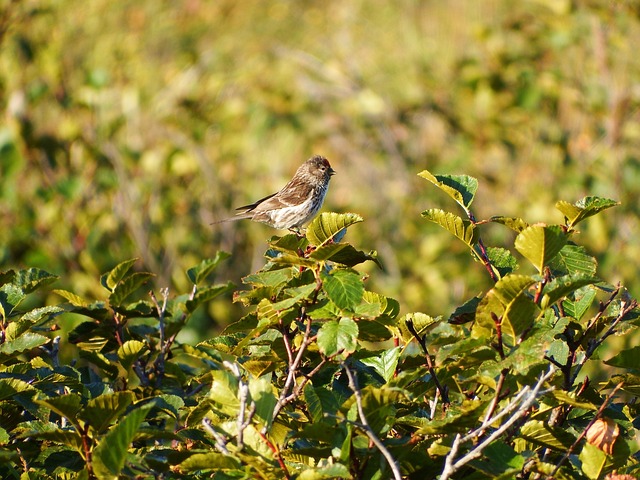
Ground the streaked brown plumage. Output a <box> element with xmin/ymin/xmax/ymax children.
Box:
<box><xmin>217</xmin><ymin>155</ymin><xmax>335</xmax><ymax>231</ymax></box>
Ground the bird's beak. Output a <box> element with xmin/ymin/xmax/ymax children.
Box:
<box><xmin>329</xmin><ymin>167</ymin><xmax>336</xmax><ymax>176</ymax></box>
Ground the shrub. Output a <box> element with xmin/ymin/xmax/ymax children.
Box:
<box><xmin>0</xmin><ymin>171</ymin><xmax>638</xmax><ymax>479</ymax></box>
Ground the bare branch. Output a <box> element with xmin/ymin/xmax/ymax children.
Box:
<box><xmin>343</xmin><ymin>362</ymin><xmax>402</xmax><ymax>480</ymax></box>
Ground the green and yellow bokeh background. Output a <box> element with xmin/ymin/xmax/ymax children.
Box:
<box><xmin>2</xmin><ymin>0</ymin><xmax>639</xmax><ymax>339</ymax></box>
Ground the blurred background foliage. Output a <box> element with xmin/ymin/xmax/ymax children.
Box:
<box><xmin>1</xmin><ymin>0</ymin><xmax>639</xmax><ymax>339</ymax></box>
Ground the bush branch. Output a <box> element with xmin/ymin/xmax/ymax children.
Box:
<box><xmin>343</xmin><ymin>362</ymin><xmax>402</xmax><ymax>480</ymax></box>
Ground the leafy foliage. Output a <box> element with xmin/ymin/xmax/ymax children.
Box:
<box><xmin>1</xmin><ymin>178</ymin><xmax>639</xmax><ymax>479</ymax></box>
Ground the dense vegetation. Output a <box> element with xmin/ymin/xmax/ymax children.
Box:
<box><xmin>1</xmin><ymin>1</ymin><xmax>640</xmax><ymax>478</ymax></box>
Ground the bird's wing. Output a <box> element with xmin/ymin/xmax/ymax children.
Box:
<box><xmin>239</xmin><ymin>180</ymin><xmax>314</xmax><ymax>213</ymax></box>
<box><xmin>235</xmin><ymin>192</ymin><xmax>278</xmax><ymax>212</ymax></box>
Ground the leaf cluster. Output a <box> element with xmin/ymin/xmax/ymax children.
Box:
<box><xmin>0</xmin><ymin>176</ymin><xmax>639</xmax><ymax>479</ymax></box>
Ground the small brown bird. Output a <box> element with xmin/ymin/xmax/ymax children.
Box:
<box><xmin>217</xmin><ymin>155</ymin><xmax>335</xmax><ymax>231</ymax></box>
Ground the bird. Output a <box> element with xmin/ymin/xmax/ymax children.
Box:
<box><xmin>215</xmin><ymin>155</ymin><xmax>335</xmax><ymax>232</ymax></box>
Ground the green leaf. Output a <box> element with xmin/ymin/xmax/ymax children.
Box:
<box><xmin>605</xmin><ymin>346</ymin><xmax>640</xmax><ymax>370</ymax></box>
<box><xmin>53</xmin><ymin>289</ymin><xmax>90</xmax><ymax>307</ymax></box>
<box><xmin>475</xmin><ymin>275</ymin><xmax>537</xmax><ymax>346</ymax></box>
<box><xmin>306</xmin><ymin>212</ymin><xmax>363</xmax><ymax>246</ymax></box>
<box><xmin>101</xmin><ymin>259</ymin><xmax>138</xmax><ymax>292</ymax></box>
<box><xmin>562</xmin><ymin>288</ymin><xmax>597</xmax><ymax>321</ymax></box>
<box><xmin>360</xmin><ymin>347</ymin><xmax>400</xmax><ymax>382</ymax></box>
<box><xmin>304</xmin><ymin>384</ymin><xmax>324</xmax><ymax>423</ymax></box>
<box><xmin>310</xmin><ymin>243</ymin><xmax>381</xmax><ymax>268</ymax></box>
<box><xmin>401</xmin><ymin>312</ymin><xmax>440</xmax><ymax>337</ymax></box>
<box><xmin>36</xmin><ymin>395</ymin><xmax>82</xmax><ymax>425</ymax></box>
<box><xmin>92</xmin><ymin>402</ymin><xmax>154</xmax><ymax>480</ymax></box>
<box><xmin>556</xmin><ymin>196</ymin><xmax>619</xmax><ymax>229</ymax></box>
<box><xmin>418</xmin><ymin>170</ymin><xmax>478</xmax><ymax>209</ymax></box>
<box><xmin>422</xmin><ymin>209</ymin><xmax>477</xmax><ymax>247</ymax></box>
<box><xmin>520</xmin><ymin>420</ymin><xmax>576</xmax><ymax>450</ymax></box>
<box><xmin>550</xmin><ymin>243</ymin><xmax>598</xmax><ymax>276</ymax></box>
<box><xmin>109</xmin><ymin>272</ymin><xmax>154</xmax><ymax>306</ymax></box>
<box><xmin>541</xmin><ymin>274</ymin><xmax>599</xmax><ymax>308</ymax></box>
<box><xmin>484</xmin><ymin>246</ymin><xmax>519</xmax><ymax>278</ymax></box>
<box><xmin>0</xmin><ymin>378</ymin><xmax>35</xmax><ymax>401</ymax></box>
<box><xmin>299</xmin><ymin>463</ymin><xmax>351</xmax><ymax>479</ymax></box>
<box><xmin>317</xmin><ymin>317</ymin><xmax>359</xmax><ymax>357</ymax></box>
<box><xmin>13</xmin><ymin>268</ymin><xmax>58</xmax><ymax>293</ymax></box>
<box><xmin>243</xmin><ymin>268</ymin><xmax>295</xmax><ymax>287</ymax></box>
<box><xmin>81</xmin><ymin>392</ymin><xmax>135</xmax><ymax>434</ymax></box>
<box><xmin>322</xmin><ymin>270</ymin><xmax>364</xmax><ymax>311</ymax></box>
<box><xmin>186</xmin><ymin>252</ymin><xmax>230</xmax><ymax>285</ymax></box>
<box><xmin>489</xmin><ymin>216</ymin><xmax>530</xmax><ymax>232</ymax></box>
<box><xmin>514</xmin><ymin>225</ymin><xmax>567</xmax><ymax>273</ymax></box>
<box><xmin>0</xmin><ymin>283</ymin><xmax>26</xmax><ymax>317</ymax></box>
<box><xmin>249</xmin><ymin>375</ymin><xmax>277</xmax><ymax>428</ymax></box>
<box><xmin>117</xmin><ymin>340</ymin><xmax>148</xmax><ymax>370</ymax></box>
<box><xmin>178</xmin><ymin>452</ymin><xmax>241</xmax><ymax>471</ymax></box>
<box><xmin>0</xmin><ymin>332</ymin><xmax>49</xmax><ymax>358</ymax></box>
<box><xmin>579</xmin><ymin>442</ymin><xmax>607</xmax><ymax>479</ymax></box>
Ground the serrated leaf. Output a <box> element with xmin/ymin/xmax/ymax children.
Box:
<box><xmin>556</xmin><ymin>196</ymin><xmax>619</xmax><ymax>229</ymax></box>
<box><xmin>542</xmin><ymin>274</ymin><xmax>599</xmax><ymax>307</ymax></box>
<box><xmin>117</xmin><ymin>340</ymin><xmax>148</xmax><ymax>370</ymax></box>
<box><xmin>515</xmin><ymin>225</ymin><xmax>567</xmax><ymax>273</ymax></box>
<box><xmin>562</xmin><ymin>288</ymin><xmax>597</xmax><ymax>321</ymax></box>
<box><xmin>317</xmin><ymin>317</ymin><xmax>358</xmax><ymax>357</ymax></box>
<box><xmin>485</xmin><ymin>246</ymin><xmax>519</xmax><ymax>278</ymax></box>
<box><xmin>299</xmin><ymin>463</ymin><xmax>351</xmax><ymax>480</ymax></box>
<box><xmin>550</xmin><ymin>244</ymin><xmax>598</xmax><ymax>276</ymax></box>
<box><xmin>489</xmin><ymin>216</ymin><xmax>530</xmax><ymax>232</ymax></box>
<box><xmin>92</xmin><ymin>402</ymin><xmax>154</xmax><ymax>479</ymax></box>
<box><xmin>360</xmin><ymin>347</ymin><xmax>400</xmax><ymax>382</ymax></box>
<box><xmin>401</xmin><ymin>312</ymin><xmax>440</xmax><ymax>337</ymax></box>
<box><xmin>310</xmin><ymin>243</ymin><xmax>381</xmax><ymax>268</ymax></box>
<box><xmin>0</xmin><ymin>283</ymin><xmax>26</xmax><ymax>317</ymax></box>
<box><xmin>81</xmin><ymin>392</ymin><xmax>135</xmax><ymax>434</ymax></box>
<box><xmin>13</xmin><ymin>268</ymin><xmax>58</xmax><ymax>293</ymax></box>
<box><xmin>304</xmin><ymin>384</ymin><xmax>324</xmax><ymax>423</ymax></box>
<box><xmin>186</xmin><ymin>252</ymin><xmax>230</xmax><ymax>285</ymax></box>
<box><xmin>0</xmin><ymin>332</ymin><xmax>49</xmax><ymax>357</ymax></box>
<box><xmin>475</xmin><ymin>275</ymin><xmax>537</xmax><ymax>346</ymax></box>
<box><xmin>422</xmin><ymin>209</ymin><xmax>477</xmax><ymax>247</ymax></box>
<box><xmin>0</xmin><ymin>378</ymin><xmax>36</xmax><ymax>401</ymax></box>
<box><xmin>101</xmin><ymin>259</ymin><xmax>138</xmax><ymax>292</ymax></box>
<box><xmin>306</xmin><ymin>212</ymin><xmax>363</xmax><ymax>246</ymax></box>
<box><xmin>418</xmin><ymin>170</ymin><xmax>478</xmax><ymax>209</ymax></box>
<box><xmin>520</xmin><ymin>420</ymin><xmax>576</xmax><ymax>451</ymax></box>
<box><xmin>53</xmin><ymin>289</ymin><xmax>90</xmax><ymax>307</ymax></box>
<box><xmin>604</xmin><ymin>346</ymin><xmax>640</xmax><ymax>370</ymax></box>
<box><xmin>243</xmin><ymin>268</ymin><xmax>295</xmax><ymax>287</ymax></box>
<box><xmin>36</xmin><ymin>395</ymin><xmax>82</xmax><ymax>424</ymax></box>
<box><xmin>109</xmin><ymin>272</ymin><xmax>154</xmax><ymax>307</ymax></box>
<box><xmin>322</xmin><ymin>270</ymin><xmax>364</xmax><ymax>311</ymax></box>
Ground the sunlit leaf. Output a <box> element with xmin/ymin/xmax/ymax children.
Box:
<box><xmin>109</xmin><ymin>272</ymin><xmax>154</xmax><ymax>307</ymax></box>
<box><xmin>520</xmin><ymin>420</ymin><xmax>576</xmax><ymax>450</ymax></box>
<box><xmin>550</xmin><ymin>244</ymin><xmax>598</xmax><ymax>276</ymax></box>
<box><xmin>81</xmin><ymin>392</ymin><xmax>135</xmax><ymax>434</ymax></box>
<box><xmin>422</xmin><ymin>209</ymin><xmax>477</xmax><ymax>247</ymax></box>
<box><xmin>484</xmin><ymin>246</ymin><xmax>519</xmax><ymax>278</ymax></box>
<box><xmin>186</xmin><ymin>252</ymin><xmax>230</xmax><ymax>285</ymax></box>
<box><xmin>306</xmin><ymin>212</ymin><xmax>363</xmax><ymax>246</ymax></box>
<box><xmin>317</xmin><ymin>317</ymin><xmax>358</xmax><ymax>357</ymax></box>
<box><xmin>489</xmin><ymin>216</ymin><xmax>530</xmax><ymax>233</ymax></box>
<box><xmin>541</xmin><ymin>274</ymin><xmax>599</xmax><ymax>307</ymax></box>
<box><xmin>92</xmin><ymin>402</ymin><xmax>154</xmax><ymax>479</ymax></box>
<box><xmin>13</xmin><ymin>268</ymin><xmax>58</xmax><ymax>294</ymax></box>
<box><xmin>117</xmin><ymin>340</ymin><xmax>148</xmax><ymax>371</ymax></box>
<box><xmin>418</xmin><ymin>170</ymin><xmax>478</xmax><ymax>209</ymax></box>
<box><xmin>322</xmin><ymin>270</ymin><xmax>364</xmax><ymax>311</ymax></box>
<box><xmin>101</xmin><ymin>259</ymin><xmax>138</xmax><ymax>292</ymax></box>
<box><xmin>556</xmin><ymin>196</ymin><xmax>619</xmax><ymax>229</ymax></box>
<box><xmin>515</xmin><ymin>225</ymin><xmax>567</xmax><ymax>273</ymax></box>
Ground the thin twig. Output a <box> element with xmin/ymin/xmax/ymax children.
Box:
<box><xmin>440</xmin><ymin>366</ymin><xmax>556</xmax><ymax>480</ymax></box>
<box><xmin>547</xmin><ymin>381</ymin><xmax>624</xmax><ymax>479</ymax></box>
<box><xmin>343</xmin><ymin>363</ymin><xmax>402</xmax><ymax>480</ymax></box>
<box><xmin>202</xmin><ymin>418</ymin><xmax>230</xmax><ymax>455</ymax></box>
<box><xmin>482</xmin><ymin>368</ymin><xmax>509</xmax><ymax>427</ymax></box>
<box><xmin>405</xmin><ymin>319</ymin><xmax>450</xmax><ymax>408</ymax></box>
